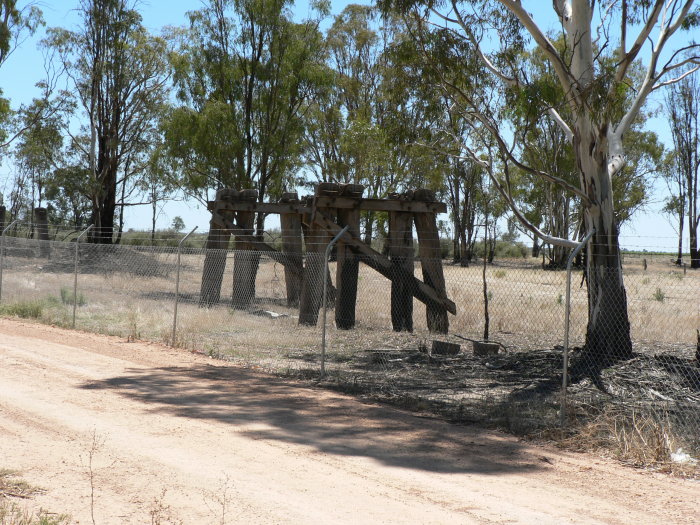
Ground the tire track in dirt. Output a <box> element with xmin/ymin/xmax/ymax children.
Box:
<box><xmin>1</xmin><ymin>319</ymin><xmax>698</xmax><ymax>524</ymax></box>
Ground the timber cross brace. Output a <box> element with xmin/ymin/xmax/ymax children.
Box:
<box><xmin>199</xmin><ymin>183</ymin><xmax>456</xmax><ymax>334</ymax></box>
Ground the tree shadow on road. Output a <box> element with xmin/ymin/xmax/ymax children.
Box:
<box><xmin>81</xmin><ymin>364</ymin><xmax>549</xmax><ymax>475</ymax></box>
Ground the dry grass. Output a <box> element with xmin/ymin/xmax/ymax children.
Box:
<box><xmin>1</xmin><ymin>244</ymin><xmax>698</xmax><ymax>475</ymax></box>
<box><xmin>0</xmin><ymin>470</ymin><xmax>41</xmax><ymax>500</ymax></box>
<box><xmin>0</xmin><ymin>470</ymin><xmax>69</xmax><ymax>525</ymax></box>
<box><xmin>560</xmin><ymin>404</ymin><xmax>700</xmax><ymax>477</ymax></box>
<box><xmin>1</xmin><ymin>248</ymin><xmax>697</xmax><ymax>356</ymax></box>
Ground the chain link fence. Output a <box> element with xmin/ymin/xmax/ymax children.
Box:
<box><xmin>1</xmin><ymin>225</ymin><xmax>698</xmax><ymax>468</ymax></box>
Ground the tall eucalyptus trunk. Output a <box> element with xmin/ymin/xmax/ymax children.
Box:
<box><xmin>574</xmin><ymin>120</ymin><xmax>632</xmax><ymax>361</ymax></box>
<box><xmin>567</xmin><ymin>1</ymin><xmax>632</xmax><ymax>361</ymax></box>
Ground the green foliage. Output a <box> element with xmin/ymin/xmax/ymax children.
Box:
<box><xmin>0</xmin><ymin>2</ymin><xmax>44</xmax><ymax>147</ymax></box>
<box><xmin>60</xmin><ymin>287</ymin><xmax>86</xmax><ymax>306</ymax></box>
<box><xmin>614</xmin><ymin>126</ymin><xmax>664</xmax><ymax>226</ymax></box>
<box><xmin>43</xmin><ymin>0</ymin><xmax>169</xmax><ymax>241</ymax></box>
<box><xmin>170</xmin><ymin>216</ymin><xmax>185</xmax><ymax>232</ymax></box>
<box><xmin>0</xmin><ymin>299</ymin><xmax>45</xmax><ymax>319</ymax></box>
<box><xmin>473</xmin><ymin>239</ymin><xmax>527</xmax><ymax>259</ymax></box>
<box><xmin>653</xmin><ymin>287</ymin><xmax>665</xmax><ymax>302</ymax></box>
<box><xmin>0</xmin><ymin>2</ymin><xmax>44</xmax><ymax>65</ymax></box>
<box><xmin>163</xmin><ymin>0</ymin><xmax>327</xmax><ymax>203</ymax></box>
<box><xmin>0</xmin><ymin>500</ymin><xmax>70</xmax><ymax>525</ymax></box>
<box><xmin>302</xmin><ymin>4</ymin><xmax>449</xmax><ymax>204</ymax></box>
<box><xmin>680</xmin><ymin>8</ymin><xmax>700</xmax><ymax>30</ymax></box>
<box><xmin>120</xmin><ymin>229</ymin><xmax>207</xmax><ymax>248</ymax></box>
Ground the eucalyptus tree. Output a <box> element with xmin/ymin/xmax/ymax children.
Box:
<box><xmin>164</xmin><ymin>0</ymin><xmax>327</xmax><ymax>234</ymax></box>
<box><xmin>498</xmin><ymin>39</ymin><xmax>663</xmax><ymax>269</ymax></box>
<box><xmin>0</xmin><ymin>0</ymin><xmax>28</xmax><ymax>148</ymax></box>
<box><xmin>660</xmin><ymin>150</ymin><xmax>686</xmax><ymax>264</ymax></box>
<box><xmin>665</xmin><ymin>71</ymin><xmax>700</xmax><ymax>268</ymax></box>
<box><xmin>0</xmin><ymin>1</ymin><xmax>43</xmax><ymax>152</ymax></box>
<box><xmin>12</xmin><ymin>98</ymin><xmax>63</xmax><ymax>217</ymax></box>
<box><xmin>46</xmin><ymin>0</ymin><xmax>169</xmax><ymax>243</ymax></box>
<box><xmin>303</xmin><ymin>6</ymin><xmax>446</xmax><ymax>242</ymax></box>
<box><xmin>380</xmin><ymin>0</ymin><xmax>700</xmax><ymax>362</ymax></box>
<box><xmin>303</xmin><ymin>5</ymin><xmax>401</xmax><ymax>241</ymax></box>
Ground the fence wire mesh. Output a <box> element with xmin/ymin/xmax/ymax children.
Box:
<box><xmin>0</xmin><ymin>227</ymin><xmax>698</xmax><ymax>467</ymax></box>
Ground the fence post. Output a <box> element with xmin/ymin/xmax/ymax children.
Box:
<box><xmin>321</xmin><ymin>225</ymin><xmax>349</xmax><ymax>377</ymax></box>
<box><xmin>561</xmin><ymin>228</ymin><xmax>595</xmax><ymax>426</ymax></box>
<box><xmin>0</xmin><ymin>220</ymin><xmax>19</xmax><ymax>303</ymax></box>
<box><xmin>73</xmin><ymin>225</ymin><xmax>93</xmax><ymax>328</ymax></box>
<box><xmin>172</xmin><ymin>226</ymin><xmax>198</xmax><ymax>346</ymax></box>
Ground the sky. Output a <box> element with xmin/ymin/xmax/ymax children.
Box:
<box><xmin>0</xmin><ymin>0</ymin><xmax>690</xmax><ymax>252</ymax></box>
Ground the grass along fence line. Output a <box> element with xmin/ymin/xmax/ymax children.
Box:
<box><xmin>0</xmin><ymin>236</ymin><xmax>698</xmax><ymax>473</ymax></box>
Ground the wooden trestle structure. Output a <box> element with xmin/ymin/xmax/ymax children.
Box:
<box><xmin>200</xmin><ymin>183</ymin><xmax>456</xmax><ymax>334</ymax></box>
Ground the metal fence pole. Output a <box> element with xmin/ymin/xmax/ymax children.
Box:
<box><xmin>0</xmin><ymin>220</ymin><xmax>19</xmax><ymax>303</ymax></box>
<box><xmin>561</xmin><ymin>228</ymin><xmax>595</xmax><ymax>426</ymax></box>
<box><xmin>73</xmin><ymin>225</ymin><xmax>93</xmax><ymax>328</ymax></box>
<box><xmin>321</xmin><ymin>225</ymin><xmax>349</xmax><ymax>377</ymax></box>
<box><xmin>172</xmin><ymin>226</ymin><xmax>198</xmax><ymax>346</ymax></box>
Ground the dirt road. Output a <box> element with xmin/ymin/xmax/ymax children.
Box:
<box><xmin>0</xmin><ymin>318</ymin><xmax>697</xmax><ymax>524</ymax></box>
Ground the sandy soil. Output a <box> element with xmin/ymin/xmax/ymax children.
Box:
<box><xmin>0</xmin><ymin>318</ymin><xmax>697</xmax><ymax>525</ymax></box>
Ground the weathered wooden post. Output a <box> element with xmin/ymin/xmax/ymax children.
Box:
<box><xmin>413</xmin><ymin>189</ymin><xmax>449</xmax><ymax>334</ymax></box>
<box><xmin>388</xmin><ymin>194</ymin><xmax>414</xmax><ymax>332</ymax></box>
<box><xmin>199</xmin><ymin>189</ymin><xmax>234</xmax><ymax>307</ymax></box>
<box><xmin>298</xmin><ymin>184</ymin><xmax>337</xmax><ymax>326</ymax></box>
<box><xmin>231</xmin><ymin>189</ymin><xmax>259</xmax><ymax>310</ymax></box>
<box><xmin>279</xmin><ymin>192</ymin><xmax>303</xmax><ymax>307</ymax></box>
<box><xmin>335</xmin><ymin>184</ymin><xmax>364</xmax><ymax>329</ymax></box>
<box><xmin>34</xmin><ymin>207</ymin><xmax>50</xmax><ymax>258</ymax></box>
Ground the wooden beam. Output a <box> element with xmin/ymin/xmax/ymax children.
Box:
<box><xmin>199</xmin><ymin>215</ymin><xmax>230</xmax><ymax>307</ymax></box>
<box><xmin>208</xmin><ymin>198</ymin><xmax>447</xmax><ymax>214</ymax></box>
<box><xmin>335</xmin><ymin>203</ymin><xmax>361</xmax><ymax>330</ymax></box>
<box><xmin>329</xmin><ymin>197</ymin><xmax>447</xmax><ymax>214</ymax></box>
<box><xmin>311</xmin><ymin>212</ymin><xmax>456</xmax><ymax>315</ymax></box>
<box><xmin>415</xmin><ymin>209</ymin><xmax>449</xmax><ymax>334</ymax></box>
<box><xmin>280</xmin><ymin>193</ymin><xmax>303</xmax><ymax>307</ymax></box>
<box><xmin>298</xmin><ymin>215</ymin><xmax>329</xmax><ymax>327</ymax></box>
<box><xmin>231</xmin><ymin>199</ymin><xmax>257</xmax><ymax>310</ymax></box>
<box><xmin>34</xmin><ymin>207</ymin><xmax>50</xmax><ymax>258</ymax></box>
<box><xmin>209</xmin><ymin>201</ymin><xmax>301</xmax><ymax>214</ymax></box>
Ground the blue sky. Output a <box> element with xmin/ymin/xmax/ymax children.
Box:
<box><xmin>0</xmin><ymin>1</ymin><xmax>688</xmax><ymax>251</ymax></box>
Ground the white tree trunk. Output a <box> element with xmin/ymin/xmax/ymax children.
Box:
<box><xmin>574</xmin><ymin>120</ymin><xmax>633</xmax><ymax>360</ymax></box>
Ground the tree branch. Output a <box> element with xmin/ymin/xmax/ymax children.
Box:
<box><xmin>495</xmin><ymin>0</ymin><xmax>579</xmax><ymax>106</ymax></box>
<box><xmin>473</xmin><ymin>144</ymin><xmax>580</xmax><ymax>249</ymax></box>
<box><xmin>612</xmin><ymin>0</ymin><xmax>697</xmax><ymax>141</ymax></box>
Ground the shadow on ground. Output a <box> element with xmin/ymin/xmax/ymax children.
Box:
<box><xmin>80</xmin><ymin>364</ymin><xmax>546</xmax><ymax>476</ymax></box>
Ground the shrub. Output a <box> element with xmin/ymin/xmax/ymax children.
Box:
<box><xmin>0</xmin><ymin>300</ymin><xmax>45</xmax><ymax>319</ymax></box>
<box><xmin>60</xmin><ymin>287</ymin><xmax>86</xmax><ymax>306</ymax></box>
<box><xmin>653</xmin><ymin>287</ymin><xmax>665</xmax><ymax>302</ymax></box>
